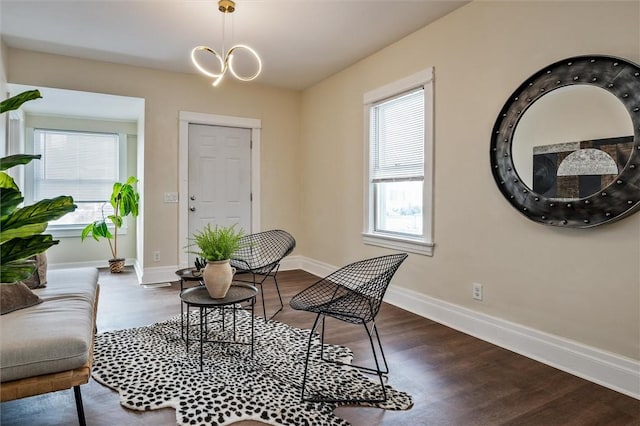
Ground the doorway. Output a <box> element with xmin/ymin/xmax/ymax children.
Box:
<box><xmin>178</xmin><ymin>111</ymin><xmax>262</xmax><ymax>269</ymax></box>
<box><xmin>187</xmin><ymin>124</ymin><xmax>251</xmax><ymax>266</ymax></box>
<box><xmin>6</xmin><ymin>84</ymin><xmax>145</xmax><ymax>274</ymax></box>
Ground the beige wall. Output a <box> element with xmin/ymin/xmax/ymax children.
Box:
<box><xmin>0</xmin><ymin>38</ymin><xmax>7</xmax><ymax>95</ymax></box>
<box><xmin>300</xmin><ymin>1</ymin><xmax>640</xmax><ymax>360</ymax></box>
<box><xmin>1</xmin><ymin>38</ymin><xmax>8</xmax><ymax>156</ymax></box>
<box><xmin>7</xmin><ymin>49</ymin><xmax>302</xmax><ymax>269</ymax></box>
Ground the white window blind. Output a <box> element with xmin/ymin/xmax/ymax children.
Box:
<box><xmin>33</xmin><ymin>129</ymin><xmax>120</xmax><ymax>202</ymax></box>
<box><xmin>370</xmin><ymin>89</ymin><xmax>424</xmax><ymax>183</ymax></box>
<box><xmin>363</xmin><ymin>67</ymin><xmax>434</xmax><ymax>256</ymax></box>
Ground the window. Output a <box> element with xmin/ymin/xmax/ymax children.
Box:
<box><xmin>26</xmin><ymin>129</ymin><xmax>126</xmax><ymax>232</ymax></box>
<box><xmin>363</xmin><ymin>68</ymin><xmax>434</xmax><ymax>256</ymax></box>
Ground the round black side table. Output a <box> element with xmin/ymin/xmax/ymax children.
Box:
<box><xmin>180</xmin><ymin>283</ymin><xmax>258</xmax><ymax>371</ymax></box>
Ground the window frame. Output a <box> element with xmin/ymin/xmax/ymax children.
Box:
<box><xmin>24</xmin><ymin>127</ymin><xmax>128</xmax><ymax>238</ymax></box>
<box><xmin>363</xmin><ymin>68</ymin><xmax>435</xmax><ymax>256</ymax></box>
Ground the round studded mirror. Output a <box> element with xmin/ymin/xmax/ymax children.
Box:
<box><xmin>490</xmin><ymin>55</ymin><xmax>640</xmax><ymax>227</ymax></box>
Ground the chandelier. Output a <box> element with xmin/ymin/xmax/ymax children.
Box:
<box><xmin>191</xmin><ymin>0</ymin><xmax>262</xmax><ymax>86</ymax></box>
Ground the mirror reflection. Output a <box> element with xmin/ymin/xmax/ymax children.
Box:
<box><xmin>512</xmin><ymin>85</ymin><xmax>634</xmax><ymax>199</ymax></box>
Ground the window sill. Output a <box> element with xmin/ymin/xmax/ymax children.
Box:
<box><xmin>49</xmin><ymin>226</ymin><xmax>128</xmax><ymax>239</ymax></box>
<box><xmin>362</xmin><ymin>232</ymin><xmax>434</xmax><ymax>256</ymax></box>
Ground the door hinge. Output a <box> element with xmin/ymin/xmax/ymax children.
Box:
<box><xmin>250</xmin><ymin>193</ymin><xmax>253</xmax><ymax>202</ymax></box>
<box><xmin>250</xmin><ymin>139</ymin><xmax>253</xmax><ymax>149</ymax></box>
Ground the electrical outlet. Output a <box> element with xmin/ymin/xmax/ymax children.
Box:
<box><xmin>472</xmin><ymin>282</ymin><xmax>483</xmax><ymax>301</ymax></box>
<box><xmin>152</xmin><ymin>251</ymin><xmax>161</xmax><ymax>262</ymax></box>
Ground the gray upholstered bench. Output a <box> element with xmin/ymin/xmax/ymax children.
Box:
<box><xmin>1</xmin><ymin>268</ymin><xmax>100</xmax><ymax>426</ymax></box>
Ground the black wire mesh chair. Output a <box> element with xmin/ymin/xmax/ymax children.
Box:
<box><xmin>230</xmin><ymin>230</ymin><xmax>296</xmax><ymax>321</ymax></box>
<box><xmin>289</xmin><ymin>252</ymin><xmax>408</xmax><ymax>403</ymax></box>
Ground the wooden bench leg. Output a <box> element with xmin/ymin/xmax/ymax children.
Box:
<box><xmin>73</xmin><ymin>386</ymin><xmax>86</xmax><ymax>426</ymax></box>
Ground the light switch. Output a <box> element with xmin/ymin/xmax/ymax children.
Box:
<box><xmin>164</xmin><ymin>192</ymin><xmax>179</xmax><ymax>203</ymax></box>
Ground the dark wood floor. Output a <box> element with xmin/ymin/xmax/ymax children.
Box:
<box><xmin>2</xmin><ymin>268</ymin><xmax>639</xmax><ymax>425</ymax></box>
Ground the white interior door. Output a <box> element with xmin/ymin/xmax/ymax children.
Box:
<box><xmin>188</xmin><ymin>124</ymin><xmax>251</xmax><ymax>265</ymax></box>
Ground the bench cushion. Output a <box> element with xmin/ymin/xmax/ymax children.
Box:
<box><xmin>0</xmin><ymin>268</ymin><xmax>99</xmax><ymax>382</ymax></box>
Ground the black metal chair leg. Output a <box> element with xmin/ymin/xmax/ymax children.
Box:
<box><xmin>304</xmin><ymin>317</ymin><xmax>388</xmax><ymax>403</ymax></box>
<box><xmin>362</xmin><ymin>320</ymin><xmax>387</xmax><ymax>402</ymax></box>
<box><xmin>319</xmin><ymin>315</ymin><xmax>327</xmax><ymax>361</ymax></box>
<box><xmin>257</xmin><ymin>274</ymin><xmax>268</xmax><ymax>320</ymax></box>
<box><xmin>73</xmin><ymin>385</ymin><xmax>86</xmax><ymax>426</ymax></box>
<box><xmin>269</xmin><ymin>273</ymin><xmax>284</xmax><ymax>320</ymax></box>
<box><xmin>371</xmin><ymin>321</ymin><xmax>389</xmax><ymax>375</ymax></box>
<box><xmin>300</xmin><ymin>313</ymin><xmax>322</xmax><ymax>401</ymax></box>
<box><xmin>251</xmin><ymin>272</ymin><xmax>284</xmax><ymax>322</ymax></box>
<box><xmin>180</xmin><ymin>296</ymin><xmax>185</xmax><ymax>340</ymax></box>
<box><xmin>331</xmin><ymin>320</ymin><xmax>389</xmax><ymax>377</ymax></box>
<box><xmin>199</xmin><ymin>307</ymin><xmax>204</xmax><ymax>371</ymax></box>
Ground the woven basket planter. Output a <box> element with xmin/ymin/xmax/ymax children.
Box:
<box><xmin>109</xmin><ymin>258</ymin><xmax>125</xmax><ymax>273</ymax></box>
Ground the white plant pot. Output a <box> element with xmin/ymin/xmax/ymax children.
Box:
<box><xmin>202</xmin><ymin>260</ymin><xmax>236</xmax><ymax>299</ymax></box>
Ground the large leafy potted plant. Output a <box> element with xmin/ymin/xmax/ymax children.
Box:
<box><xmin>81</xmin><ymin>176</ymin><xmax>140</xmax><ymax>273</ymax></box>
<box><xmin>1</xmin><ymin>90</ymin><xmax>77</xmax><ymax>284</ymax></box>
<box><xmin>188</xmin><ymin>223</ymin><xmax>244</xmax><ymax>298</ymax></box>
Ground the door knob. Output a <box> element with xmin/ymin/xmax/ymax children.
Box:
<box><xmin>190</xmin><ymin>195</ymin><xmax>196</xmax><ymax>200</ymax></box>
<box><xmin>189</xmin><ymin>206</ymin><xmax>196</xmax><ymax>212</ymax></box>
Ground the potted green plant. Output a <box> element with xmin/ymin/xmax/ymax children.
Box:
<box><xmin>81</xmin><ymin>176</ymin><xmax>140</xmax><ymax>273</ymax></box>
<box><xmin>188</xmin><ymin>223</ymin><xmax>244</xmax><ymax>298</ymax></box>
<box><xmin>1</xmin><ymin>90</ymin><xmax>77</xmax><ymax>284</ymax></box>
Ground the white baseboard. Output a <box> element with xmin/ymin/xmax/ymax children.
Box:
<box><xmin>51</xmin><ymin>259</ymin><xmax>179</xmax><ymax>285</ymax></box>
<box><xmin>293</xmin><ymin>255</ymin><xmax>640</xmax><ymax>400</ymax></box>
<box><xmin>138</xmin><ymin>264</ymin><xmax>181</xmax><ymax>285</ymax></box>
<box><xmin>49</xmin><ymin>258</ymin><xmax>136</xmax><ymax>270</ymax></box>
<box><xmin>384</xmin><ymin>285</ymin><xmax>640</xmax><ymax>400</ymax></box>
<box><xmin>290</xmin><ymin>255</ymin><xmax>335</xmax><ymax>276</ymax></box>
<box><xmin>136</xmin><ymin>256</ymin><xmax>307</xmax><ymax>285</ymax></box>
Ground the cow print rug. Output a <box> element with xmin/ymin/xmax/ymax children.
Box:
<box><xmin>92</xmin><ymin>309</ymin><xmax>413</xmax><ymax>426</ymax></box>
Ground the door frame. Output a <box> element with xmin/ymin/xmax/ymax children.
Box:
<box><xmin>178</xmin><ymin>111</ymin><xmax>261</xmax><ymax>269</ymax></box>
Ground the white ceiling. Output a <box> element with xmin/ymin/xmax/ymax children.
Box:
<box><xmin>1</xmin><ymin>0</ymin><xmax>469</xmax><ymax>91</ymax></box>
